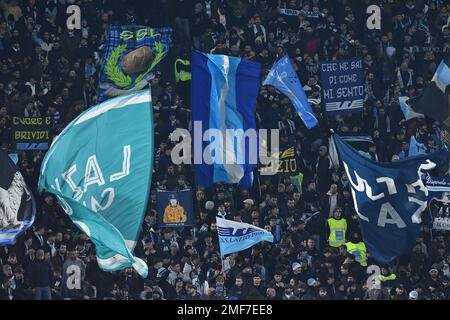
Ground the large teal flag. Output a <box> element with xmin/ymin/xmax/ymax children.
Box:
<box><xmin>38</xmin><ymin>90</ymin><xmax>153</xmax><ymax>277</ymax></box>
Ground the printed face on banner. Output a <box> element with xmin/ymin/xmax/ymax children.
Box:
<box><xmin>157</xmin><ymin>189</ymin><xmax>194</xmax><ymax>228</ymax></box>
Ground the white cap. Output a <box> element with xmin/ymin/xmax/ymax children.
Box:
<box><xmin>307</xmin><ymin>278</ymin><xmax>316</xmax><ymax>286</ymax></box>
<box><xmin>205</xmin><ymin>201</ymin><xmax>215</xmax><ymax>210</ymax></box>
<box><xmin>409</xmin><ymin>290</ymin><xmax>418</xmax><ymax>299</ymax></box>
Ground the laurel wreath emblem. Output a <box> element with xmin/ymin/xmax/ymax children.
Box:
<box><xmin>104</xmin><ymin>42</ymin><xmax>166</xmax><ymax>89</ymax></box>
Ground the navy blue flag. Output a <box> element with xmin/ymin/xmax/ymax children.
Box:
<box><xmin>410</xmin><ymin>57</ymin><xmax>450</xmax><ymax>122</ymax></box>
<box><xmin>157</xmin><ymin>189</ymin><xmax>194</xmax><ymax>228</ymax></box>
<box><xmin>320</xmin><ymin>59</ymin><xmax>364</xmax><ymax>115</ymax></box>
<box><xmin>263</xmin><ymin>55</ymin><xmax>318</xmax><ymax>129</ymax></box>
<box><xmin>0</xmin><ymin>151</ymin><xmax>36</xmax><ymax>245</ymax></box>
<box><xmin>334</xmin><ymin>133</ymin><xmax>439</xmax><ymax>264</ymax></box>
<box><xmin>98</xmin><ymin>26</ymin><xmax>172</xmax><ymax>102</ymax></box>
<box><xmin>410</xmin><ymin>57</ymin><xmax>450</xmax><ymax>147</ymax></box>
<box><xmin>191</xmin><ymin>50</ymin><xmax>261</xmax><ymax>189</ymax></box>
<box><xmin>426</xmin><ymin>175</ymin><xmax>450</xmax><ymax>231</ymax></box>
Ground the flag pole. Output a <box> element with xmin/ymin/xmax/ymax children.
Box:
<box><xmin>220</xmin><ymin>255</ymin><xmax>227</xmax><ymax>275</ymax></box>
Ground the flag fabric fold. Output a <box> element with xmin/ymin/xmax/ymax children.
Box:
<box><xmin>191</xmin><ymin>50</ymin><xmax>261</xmax><ymax>189</ymax></box>
<box><xmin>38</xmin><ymin>90</ymin><xmax>154</xmax><ymax>277</ymax></box>
<box><xmin>55</xmin><ymin>195</ymin><xmax>148</xmax><ymax>275</ymax></box>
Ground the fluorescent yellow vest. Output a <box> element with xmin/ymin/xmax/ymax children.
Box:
<box><xmin>327</xmin><ymin>218</ymin><xmax>347</xmax><ymax>247</ymax></box>
<box><xmin>378</xmin><ymin>274</ymin><xmax>397</xmax><ymax>282</ymax></box>
<box><xmin>174</xmin><ymin>59</ymin><xmax>191</xmax><ymax>82</ymax></box>
<box><xmin>346</xmin><ymin>241</ymin><xmax>367</xmax><ymax>266</ymax></box>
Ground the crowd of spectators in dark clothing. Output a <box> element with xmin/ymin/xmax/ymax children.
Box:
<box><xmin>1</xmin><ymin>0</ymin><xmax>450</xmax><ymax>300</ymax></box>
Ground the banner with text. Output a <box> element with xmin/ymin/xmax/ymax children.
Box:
<box><xmin>12</xmin><ymin>116</ymin><xmax>52</xmax><ymax>150</ymax></box>
<box><xmin>259</xmin><ymin>146</ymin><xmax>300</xmax><ymax>176</ymax></box>
<box><xmin>320</xmin><ymin>58</ymin><xmax>364</xmax><ymax>115</ymax></box>
<box><xmin>277</xmin><ymin>8</ymin><xmax>323</xmax><ymax>19</ymax></box>
<box><xmin>426</xmin><ymin>175</ymin><xmax>450</xmax><ymax>231</ymax></box>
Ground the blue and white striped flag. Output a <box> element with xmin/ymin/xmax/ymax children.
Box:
<box><xmin>191</xmin><ymin>50</ymin><xmax>261</xmax><ymax>189</ymax></box>
<box><xmin>216</xmin><ymin>217</ymin><xmax>273</xmax><ymax>256</ymax></box>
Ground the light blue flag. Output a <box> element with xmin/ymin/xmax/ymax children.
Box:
<box><xmin>409</xmin><ymin>136</ymin><xmax>426</xmax><ymax>157</ymax></box>
<box><xmin>38</xmin><ymin>90</ymin><xmax>154</xmax><ymax>277</ymax></box>
<box><xmin>216</xmin><ymin>217</ymin><xmax>273</xmax><ymax>256</ymax></box>
<box><xmin>263</xmin><ymin>55</ymin><xmax>318</xmax><ymax>129</ymax></box>
<box><xmin>399</xmin><ymin>96</ymin><xmax>423</xmax><ymax>121</ymax></box>
<box><xmin>8</xmin><ymin>153</ymin><xmax>18</xmax><ymax>165</ymax></box>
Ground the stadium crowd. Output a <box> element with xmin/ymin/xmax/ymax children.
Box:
<box><xmin>1</xmin><ymin>0</ymin><xmax>450</xmax><ymax>300</ymax></box>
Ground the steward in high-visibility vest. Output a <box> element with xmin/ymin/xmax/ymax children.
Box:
<box><xmin>346</xmin><ymin>241</ymin><xmax>367</xmax><ymax>267</ymax></box>
<box><xmin>379</xmin><ymin>266</ymin><xmax>397</xmax><ymax>283</ymax></box>
<box><xmin>327</xmin><ymin>207</ymin><xmax>347</xmax><ymax>247</ymax></box>
<box><xmin>174</xmin><ymin>58</ymin><xmax>191</xmax><ymax>82</ymax></box>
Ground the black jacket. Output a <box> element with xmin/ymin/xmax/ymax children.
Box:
<box><xmin>30</xmin><ymin>260</ymin><xmax>53</xmax><ymax>287</ymax></box>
